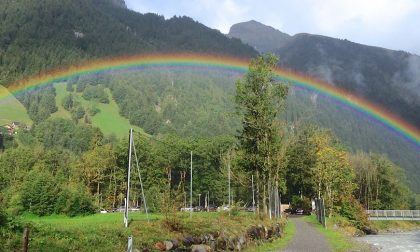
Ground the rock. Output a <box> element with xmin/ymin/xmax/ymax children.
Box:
<box><xmin>171</xmin><ymin>239</ymin><xmax>179</xmax><ymax>249</ymax></box>
<box><xmin>191</xmin><ymin>244</ymin><xmax>212</xmax><ymax>252</ymax></box>
<box><xmin>163</xmin><ymin>241</ymin><xmax>173</xmax><ymax>251</ymax></box>
<box><xmin>247</xmin><ymin>226</ymin><xmax>258</xmax><ymax>240</ymax></box>
<box><xmin>154</xmin><ymin>241</ymin><xmax>166</xmax><ymax>251</ymax></box>
<box><xmin>210</xmin><ymin>240</ymin><xmax>216</xmax><ymax>251</ymax></box>
<box><xmin>238</xmin><ymin>235</ymin><xmax>246</xmax><ymax>246</ymax></box>
<box><xmin>217</xmin><ymin>237</ymin><xmax>226</xmax><ymax>250</ymax></box>
<box><xmin>362</xmin><ymin>226</ymin><xmax>378</xmax><ymax>235</ymax></box>
<box><xmin>183</xmin><ymin>235</ymin><xmax>194</xmax><ymax>247</ymax></box>
<box><xmin>193</xmin><ymin>236</ymin><xmax>203</xmax><ymax>244</ymax></box>
<box><xmin>227</xmin><ymin>239</ymin><xmax>235</xmax><ymax>251</ymax></box>
<box><xmin>267</xmin><ymin>227</ymin><xmax>273</xmax><ymax>239</ymax></box>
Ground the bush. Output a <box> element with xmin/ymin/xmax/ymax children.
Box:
<box><xmin>20</xmin><ymin>170</ymin><xmax>59</xmax><ymax>216</ymax></box>
<box><xmin>338</xmin><ymin>196</ymin><xmax>368</xmax><ymax>229</ymax></box>
<box><xmin>56</xmin><ymin>184</ymin><xmax>95</xmax><ymax>217</ymax></box>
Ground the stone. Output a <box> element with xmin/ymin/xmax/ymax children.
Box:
<box><xmin>164</xmin><ymin>240</ymin><xmax>173</xmax><ymax>251</ymax></box>
<box><xmin>171</xmin><ymin>239</ymin><xmax>179</xmax><ymax>249</ymax></box>
<box><xmin>154</xmin><ymin>241</ymin><xmax>166</xmax><ymax>251</ymax></box>
<box><xmin>183</xmin><ymin>235</ymin><xmax>194</xmax><ymax>247</ymax></box>
<box><xmin>193</xmin><ymin>236</ymin><xmax>203</xmax><ymax>244</ymax></box>
<box><xmin>191</xmin><ymin>244</ymin><xmax>212</xmax><ymax>252</ymax></box>
<box><xmin>362</xmin><ymin>226</ymin><xmax>378</xmax><ymax>235</ymax></box>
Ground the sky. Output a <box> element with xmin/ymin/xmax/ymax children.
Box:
<box><xmin>125</xmin><ymin>0</ymin><xmax>420</xmax><ymax>55</ymax></box>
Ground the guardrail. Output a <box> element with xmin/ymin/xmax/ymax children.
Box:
<box><xmin>367</xmin><ymin>210</ymin><xmax>420</xmax><ymax>220</ymax></box>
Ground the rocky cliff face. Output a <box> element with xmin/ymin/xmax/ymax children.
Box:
<box><xmin>228</xmin><ymin>20</ymin><xmax>291</xmax><ymax>52</ymax></box>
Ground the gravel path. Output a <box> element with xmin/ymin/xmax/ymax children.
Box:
<box><xmin>279</xmin><ymin>216</ymin><xmax>331</xmax><ymax>252</ymax></box>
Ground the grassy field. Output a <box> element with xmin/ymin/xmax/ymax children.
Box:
<box><xmin>1</xmin><ymin>212</ymin><xmax>286</xmax><ymax>251</ymax></box>
<box><xmin>0</xmin><ymin>85</ymin><xmax>32</xmax><ymax>126</ymax></box>
<box><xmin>302</xmin><ymin>215</ymin><xmax>371</xmax><ymax>252</ymax></box>
<box><xmin>53</xmin><ymin>83</ymin><xmax>144</xmax><ymax>138</ymax></box>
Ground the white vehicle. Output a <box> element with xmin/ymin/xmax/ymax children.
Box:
<box><xmin>180</xmin><ymin>207</ymin><xmax>194</xmax><ymax>212</ymax></box>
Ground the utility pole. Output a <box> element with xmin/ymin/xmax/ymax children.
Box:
<box><xmin>228</xmin><ymin>162</ymin><xmax>231</xmax><ymax>208</ymax></box>
<box><xmin>252</xmin><ymin>175</ymin><xmax>255</xmax><ymax>213</ymax></box>
<box><xmin>124</xmin><ymin>128</ymin><xmax>133</xmax><ymax>228</ymax></box>
<box><xmin>190</xmin><ymin>151</ymin><xmax>193</xmax><ymax>218</ymax></box>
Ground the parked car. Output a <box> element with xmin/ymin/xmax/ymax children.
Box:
<box><xmin>207</xmin><ymin>205</ymin><xmax>218</xmax><ymax>211</ymax></box>
<box><xmin>194</xmin><ymin>206</ymin><xmax>204</xmax><ymax>212</ymax></box>
<box><xmin>180</xmin><ymin>207</ymin><xmax>193</xmax><ymax>212</ymax></box>
<box><xmin>218</xmin><ymin>205</ymin><xmax>230</xmax><ymax>211</ymax></box>
<box><xmin>295</xmin><ymin>209</ymin><xmax>304</xmax><ymax>215</ymax></box>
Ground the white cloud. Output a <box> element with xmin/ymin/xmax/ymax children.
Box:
<box><xmin>309</xmin><ymin>0</ymin><xmax>420</xmax><ymax>33</ymax></box>
<box><xmin>124</xmin><ymin>0</ymin><xmax>420</xmax><ymax>54</ymax></box>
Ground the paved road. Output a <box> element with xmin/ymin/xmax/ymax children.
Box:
<box><xmin>279</xmin><ymin>216</ymin><xmax>331</xmax><ymax>252</ymax></box>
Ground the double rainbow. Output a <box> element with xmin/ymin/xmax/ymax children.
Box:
<box><xmin>3</xmin><ymin>53</ymin><xmax>419</xmax><ymax>148</ymax></box>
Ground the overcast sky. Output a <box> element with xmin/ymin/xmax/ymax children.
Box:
<box><xmin>125</xmin><ymin>0</ymin><xmax>420</xmax><ymax>55</ymax></box>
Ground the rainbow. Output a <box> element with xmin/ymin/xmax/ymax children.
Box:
<box><xmin>3</xmin><ymin>53</ymin><xmax>420</xmax><ymax>147</ymax></box>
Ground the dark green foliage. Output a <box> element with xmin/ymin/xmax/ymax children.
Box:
<box><xmin>32</xmin><ymin>118</ymin><xmax>101</xmax><ymax>154</ymax></box>
<box><xmin>72</xmin><ymin>105</ymin><xmax>85</xmax><ymax>120</ymax></box>
<box><xmin>0</xmin><ymin>199</ymin><xmax>7</xmax><ymax>227</ymax></box>
<box><xmin>82</xmin><ymin>85</ymin><xmax>109</xmax><ymax>103</ymax></box>
<box><xmin>285</xmin><ymin>127</ymin><xmax>317</xmax><ymax>199</ymax></box>
<box><xmin>290</xmin><ymin>196</ymin><xmax>312</xmax><ymax>213</ymax></box>
<box><xmin>0</xmin><ymin>0</ymin><xmax>256</xmax><ymax>87</ymax></box>
<box><xmin>108</xmin><ymin>70</ymin><xmax>241</xmax><ymax>136</ymax></box>
<box><xmin>338</xmin><ymin>196</ymin><xmax>369</xmax><ymax>229</ymax></box>
<box><xmin>66</xmin><ymin>82</ymin><xmax>74</xmax><ymax>92</ymax></box>
<box><xmin>62</xmin><ymin>94</ymin><xmax>74</xmax><ymax>110</ymax></box>
<box><xmin>18</xmin><ymin>86</ymin><xmax>58</xmax><ymax>123</ymax></box>
<box><xmin>55</xmin><ymin>184</ymin><xmax>95</xmax><ymax>217</ymax></box>
<box><xmin>21</xmin><ymin>170</ymin><xmax>59</xmax><ymax>216</ymax></box>
<box><xmin>284</xmin><ymin>89</ymin><xmax>420</xmax><ymax>193</ymax></box>
<box><xmin>235</xmin><ymin>54</ymin><xmax>289</xmax><ymax>214</ymax></box>
<box><xmin>87</xmin><ymin>105</ymin><xmax>100</xmax><ymax>116</ymax></box>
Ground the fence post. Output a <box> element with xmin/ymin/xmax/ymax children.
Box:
<box><xmin>22</xmin><ymin>225</ymin><xmax>29</xmax><ymax>252</ymax></box>
<box><xmin>127</xmin><ymin>236</ymin><xmax>133</xmax><ymax>252</ymax></box>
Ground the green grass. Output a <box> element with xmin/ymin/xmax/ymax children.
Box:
<box><xmin>371</xmin><ymin>219</ymin><xmax>420</xmax><ymax>233</ymax></box>
<box><xmin>52</xmin><ymin>83</ymin><xmax>144</xmax><ymax>138</ymax></box>
<box><xmin>0</xmin><ymin>85</ymin><xmax>32</xmax><ymax>126</ymax></box>
<box><xmin>302</xmin><ymin>215</ymin><xmax>370</xmax><ymax>252</ymax></box>
<box><xmin>6</xmin><ymin>212</ymin><xmax>285</xmax><ymax>252</ymax></box>
<box><xmin>243</xmin><ymin>218</ymin><xmax>295</xmax><ymax>252</ymax></box>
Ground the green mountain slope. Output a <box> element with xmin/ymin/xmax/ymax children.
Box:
<box><xmin>0</xmin><ymin>0</ymin><xmax>257</xmax><ymax>87</ymax></box>
<box><xmin>228</xmin><ymin>20</ymin><xmax>420</xmax><ymax>128</ymax></box>
<box><xmin>0</xmin><ymin>86</ymin><xmax>31</xmax><ymax>126</ymax></box>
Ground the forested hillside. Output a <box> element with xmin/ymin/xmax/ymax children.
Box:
<box><xmin>0</xmin><ymin>0</ymin><xmax>256</xmax><ymax>86</ymax></box>
<box><xmin>229</xmin><ymin>20</ymin><xmax>420</xmax><ymax>127</ymax></box>
<box><xmin>58</xmin><ymin>69</ymin><xmax>420</xmax><ymax>192</ymax></box>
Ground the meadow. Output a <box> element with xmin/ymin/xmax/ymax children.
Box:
<box><xmin>2</xmin><ymin>211</ymin><xmax>287</xmax><ymax>251</ymax></box>
<box><xmin>52</xmin><ymin>83</ymin><xmax>144</xmax><ymax>138</ymax></box>
<box><xmin>0</xmin><ymin>85</ymin><xmax>32</xmax><ymax>126</ymax></box>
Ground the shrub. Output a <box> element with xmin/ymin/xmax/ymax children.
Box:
<box><xmin>20</xmin><ymin>170</ymin><xmax>59</xmax><ymax>216</ymax></box>
<box><xmin>338</xmin><ymin>196</ymin><xmax>368</xmax><ymax>229</ymax></box>
<box><xmin>56</xmin><ymin>184</ymin><xmax>95</xmax><ymax>217</ymax></box>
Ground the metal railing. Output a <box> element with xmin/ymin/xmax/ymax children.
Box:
<box><xmin>367</xmin><ymin>210</ymin><xmax>420</xmax><ymax>220</ymax></box>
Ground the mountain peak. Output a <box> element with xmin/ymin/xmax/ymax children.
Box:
<box><xmin>228</xmin><ymin>20</ymin><xmax>291</xmax><ymax>52</ymax></box>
